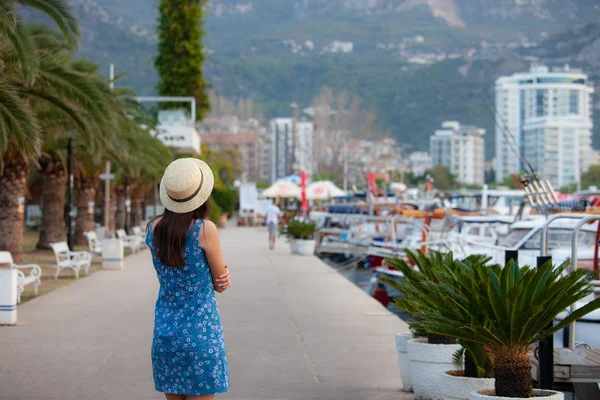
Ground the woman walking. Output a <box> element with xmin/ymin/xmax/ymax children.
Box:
<box><xmin>146</xmin><ymin>158</ymin><xmax>232</xmax><ymax>400</ymax></box>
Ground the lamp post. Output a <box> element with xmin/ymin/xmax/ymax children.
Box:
<box><xmin>66</xmin><ymin>138</ymin><xmax>74</xmax><ymax>249</ymax></box>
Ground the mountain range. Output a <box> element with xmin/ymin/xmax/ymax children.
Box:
<box><xmin>44</xmin><ymin>0</ymin><xmax>600</xmax><ymax>159</ymax></box>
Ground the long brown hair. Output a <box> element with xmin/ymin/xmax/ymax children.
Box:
<box><xmin>152</xmin><ymin>199</ymin><xmax>211</xmax><ymax>267</ymax></box>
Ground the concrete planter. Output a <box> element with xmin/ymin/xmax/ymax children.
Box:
<box><xmin>407</xmin><ymin>338</ymin><xmax>461</xmax><ymax>400</ymax></box>
<box><xmin>0</xmin><ymin>269</ymin><xmax>18</xmax><ymax>325</ymax></box>
<box><xmin>441</xmin><ymin>370</ymin><xmax>495</xmax><ymax>400</ymax></box>
<box><xmin>289</xmin><ymin>239</ymin><xmax>298</xmax><ymax>254</ymax></box>
<box><xmin>395</xmin><ymin>333</ymin><xmax>413</xmax><ymax>392</ymax></box>
<box><xmin>470</xmin><ymin>389</ymin><xmax>564</xmax><ymax>400</ymax></box>
<box><xmin>102</xmin><ymin>238</ymin><xmax>124</xmax><ymax>270</ymax></box>
<box><xmin>296</xmin><ymin>239</ymin><xmax>315</xmax><ymax>256</ymax></box>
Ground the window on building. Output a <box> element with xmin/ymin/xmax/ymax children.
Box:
<box><xmin>536</xmin><ymin>89</ymin><xmax>545</xmax><ymax>117</ymax></box>
<box><xmin>569</xmin><ymin>90</ymin><xmax>579</xmax><ymax>114</ymax></box>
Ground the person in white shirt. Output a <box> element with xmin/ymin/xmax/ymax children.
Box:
<box><xmin>265</xmin><ymin>199</ymin><xmax>282</xmax><ymax>250</ymax></box>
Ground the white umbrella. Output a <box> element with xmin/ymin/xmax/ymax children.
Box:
<box><xmin>262</xmin><ymin>180</ymin><xmax>302</xmax><ymax>199</ymax></box>
<box><xmin>306</xmin><ymin>181</ymin><xmax>347</xmax><ymax>200</ymax></box>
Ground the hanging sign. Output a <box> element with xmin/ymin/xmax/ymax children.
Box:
<box><xmin>88</xmin><ymin>202</ymin><xmax>95</xmax><ymax>215</ymax></box>
<box><xmin>154</xmin><ymin>109</ymin><xmax>201</xmax><ymax>155</ymax></box>
<box><xmin>17</xmin><ymin>197</ymin><xmax>24</xmax><ymax>214</ymax></box>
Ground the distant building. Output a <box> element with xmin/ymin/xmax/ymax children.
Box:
<box><xmin>322</xmin><ymin>41</ymin><xmax>353</xmax><ymax>54</ymax></box>
<box><xmin>294</xmin><ymin>121</ymin><xmax>315</xmax><ymax>177</ymax></box>
<box><xmin>346</xmin><ymin>138</ymin><xmax>401</xmax><ymax>173</ymax></box>
<box><xmin>430</xmin><ymin>121</ymin><xmax>485</xmax><ymax>185</ymax></box>
<box><xmin>269</xmin><ymin>118</ymin><xmax>314</xmax><ymax>182</ymax></box>
<box><xmin>408</xmin><ymin>152</ymin><xmax>432</xmax><ymax>176</ymax></box>
<box><xmin>202</xmin><ymin>132</ymin><xmax>268</xmax><ymax>183</ymax></box>
<box><xmin>495</xmin><ymin>65</ymin><xmax>594</xmax><ymax>189</ymax></box>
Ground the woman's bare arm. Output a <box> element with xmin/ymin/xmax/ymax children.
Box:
<box><xmin>200</xmin><ymin>220</ymin><xmax>231</xmax><ymax>292</ymax></box>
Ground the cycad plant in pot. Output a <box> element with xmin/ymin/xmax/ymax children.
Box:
<box><xmin>285</xmin><ymin>218</ymin><xmax>316</xmax><ymax>256</ymax></box>
<box><xmin>382</xmin><ymin>251</ymin><xmax>484</xmax><ymax>400</ymax></box>
<box><xmin>388</xmin><ymin>251</ymin><xmax>495</xmax><ymax>400</ymax></box>
<box><xmin>401</xmin><ymin>258</ymin><xmax>600</xmax><ymax>399</ymax></box>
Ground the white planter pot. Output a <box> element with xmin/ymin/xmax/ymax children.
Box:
<box><xmin>0</xmin><ymin>269</ymin><xmax>18</xmax><ymax>325</ymax></box>
<box><xmin>395</xmin><ymin>333</ymin><xmax>413</xmax><ymax>392</ymax></box>
<box><xmin>289</xmin><ymin>239</ymin><xmax>298</xmax><ymax>254</ymax></box>
<box><xmin>296</xmin><ymin>239</ymin><xmax>315</xmax><ymax>256</ymax></box>
<box><xmin>102</xmin><ymin>238</ymin><xmax>124</xmax><ymax>270</ymax></box>
<box><xmin>407</xmin><ymin>338</ymin><xmax>461</xmax><ymax>400</ymax></box>
<box><xmin>470</xmin><ymin>389</ymin><xmax>564</xmax><ymax>400</ymax></box>
<box><xmin>441</xmin><ymin>370</ymin><xmax>494</xmax><ymax>400</ymax></box>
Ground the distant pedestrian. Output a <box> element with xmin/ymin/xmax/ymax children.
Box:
<box><xmin>265</xmin><ymin>199</ymin><xmax>282</xmax><ymax>250</ymax></box>
<box><xmin>146</xmin><ymin>158</ymin><xmax>232</xmax><ymax>400</ymax></box>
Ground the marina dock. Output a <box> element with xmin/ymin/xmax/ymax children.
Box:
<box><xmin>0</xmin><ymin>227</ymin><xmax>412</xmax><ymax>400</ymax></box>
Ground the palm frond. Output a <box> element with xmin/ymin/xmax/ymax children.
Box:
<box><xmin>20</xmin><ymin>0</ymin><xmax>80</xmax><ymax>47</ymax></box>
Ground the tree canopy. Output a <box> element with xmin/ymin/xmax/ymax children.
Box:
<box><xmin>155</xmin><ymin>0</ymin><xmax>210</xmax><ymax>119</ymax></box>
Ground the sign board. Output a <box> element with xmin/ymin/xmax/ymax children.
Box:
<box><xmin>17</xmin><ymin>197</ymin><xmax>24</xmax><ymax>214</ymax></box>
<box><xmin>88</xmin><ymin>202</ymin><xmax>95</xmax><ymax>215</ymax></box>
<box><xmin>99</xmin><ymin>173</ymin><xmax>115</xmax><ymax>181</ymax></box>
<box><xmin>239</xmin><ymin>183</ymin><xmax>258</xmax><ymax>217</ymax></box>
<box><xmin>154</xmin><ymin>109</ymin><xmax>201</xmax><ymax>155</ymax></box>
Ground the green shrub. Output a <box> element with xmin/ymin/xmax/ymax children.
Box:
<box><xmin>209</xmin><ymin>196</ymin><xmax>222</xmax><ymax>225</ymax></box>
<box><xmin>212</xmin><ymin>187</ymin><xmax>236</xmax><ymax>215</ymax></box>
<box><xmin>282</xmin><ymin>218</ymin><xmax>316</xmax><ymax>240</ymax></box>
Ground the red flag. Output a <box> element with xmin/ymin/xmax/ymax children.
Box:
<box><xmin>301</xmin><ymin>170</ymin><xmax>308</xmax><ymax>211</ymax></box>
<box><xmin>368</xmin><ymin>171</ymin><xmax>377</xmax><ymax>198</ymax></box>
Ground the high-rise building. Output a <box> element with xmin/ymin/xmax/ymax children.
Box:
<box><xmin>495</xmin><ymin>65</ymin><xmax>594</xmax><ymax>189</ymax></box>
<box><xmin>269</xmin><ymin>118</ymin><xmax>314</xmax><ymax>182</ymax></box>
<box><xmin>430</xmin><ymin>121</ymin><xmax>485</xmax><ymax>185</ymax></box>
<box><xmin>408</xmin><ymin>152</ymin><xmax>433</xmax><ymax>176</ymax></box>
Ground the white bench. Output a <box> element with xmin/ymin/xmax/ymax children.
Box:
<box><xmin>0</xmin><ymin>251</ymin><xmax>42</xmax><ymax>303</ymax></box>
<box><xmin>50</xmin><ymin>242</ymin><xmax>92</xmax><ymax>279</ymax></box>
<box><xmin>116</xmin><ymin>229</ymin><xmax>141</xmax><ymax>253</ymax></box>
<box><xmin>83</xmin><ymin>231</ymin><xmax>103</xmax><ymax>256</ymax></box>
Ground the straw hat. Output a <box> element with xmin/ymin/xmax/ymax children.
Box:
<box><xmin>160</xmin><ymin>158</ymin><xmax>214</xmax><ymax>213</ymax></box>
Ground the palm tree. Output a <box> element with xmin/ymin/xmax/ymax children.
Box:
<box><xmin>0</xmin><ymin>0</ymin><xmax>79</xmax><ymax>261</ymax></box>
<box><xmin>72</xmin><ymin>91</ymin><xmax>172</xmax><ymax>237</ymax></box>
<box><xmin>11</xmin><ymin>27</ymin><xmax>119</xmax><ymax>249</ymax></box>
<box><xmin>391</xmin><ymin>254</ymin><xmax>600</xmax><ymax>398</ymax></box>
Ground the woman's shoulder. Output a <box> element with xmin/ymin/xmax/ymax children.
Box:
<box><xmin>200</xmin><ymin>219</ymin><xmax>218</xmax><ymax>234</ymax></box>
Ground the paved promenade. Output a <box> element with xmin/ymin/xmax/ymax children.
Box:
<box><xmin>0</xmin><ymin>227</ymin><xmax>411</xmax><ymax>400</ymax></box>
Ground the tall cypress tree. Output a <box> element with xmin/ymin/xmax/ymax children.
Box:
<box><xmin>155</xmin><ymin>0</ymin><xmax>210</xmax><ymax>119</ymax></box>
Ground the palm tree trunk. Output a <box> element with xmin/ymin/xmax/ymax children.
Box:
<box><xmin>74</xmin><ymin>175</ymin><xmax>98</xmax><ymax>245</ymax></box>
<box><xmin>115</xmin><ymin>186</ymin><xmax>126</xmax><ymax>231</ymax></box>
<box><xmin>130</xmin><ymin>185</ymin><xmax>144</xmax><ymax>228</ymax></box>
<box><xmin>494</xmin><ymin>347</ymin><xmax>532</xmax><ymax>398</ymax></box>
<box><xmin>0</xmin><ymin>161</ymin><xmax>29</xmax><ymax>263</ymax></box>
<box><xmin>37</xmin><ymin>159</ymin><xmax>67</xmax><ymax>250</ymax></box>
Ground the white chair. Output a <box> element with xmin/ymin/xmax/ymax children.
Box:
<box><xmin>0</xmin><ymin>251</ymin><xmax>42</xmax><ymax>303</ymax></box>
<box><xmin>50</xmin><ymin>242</ymin><xmax>92</xmax><ymax>279</ymax></box>
<box><xmin>83</xmin><ymin>231</ymin><xmax>103</xmax><ymax>256</ymax></box>
<box><xmin>116</xmin><ymin>229</ymin><xmax>141</xmax><ymax>253</ymax></box>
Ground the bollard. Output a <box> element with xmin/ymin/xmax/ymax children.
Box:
<box><xmin>505</xmin><ymin>250</ymin><xmax>518</xmax><ymax>264</ymax></box>
<box><xmin>0</xmin><ymin>269</ymin><xmax>18</xmax><ymax>325</ymax></box>
<box><xmin>537</xmin><ymin>255</ymin><xmax>554</xmax><ymax>390</ymax></box>
<box><xmin>102</xmin><ymin>238</ymin><xmax>124</xmax><ymax>270</ymax></box>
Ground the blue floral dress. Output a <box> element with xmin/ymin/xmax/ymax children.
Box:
<box><xmin>146</xmin><ymin>219</ymin><xmax>230</xmax><ymax>395</ymax></box>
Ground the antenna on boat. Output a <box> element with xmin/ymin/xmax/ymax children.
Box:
<box><xmin>475</xmin><ymin>89</ymin><xmax>560</xmax><ymax>210</ymax></box>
